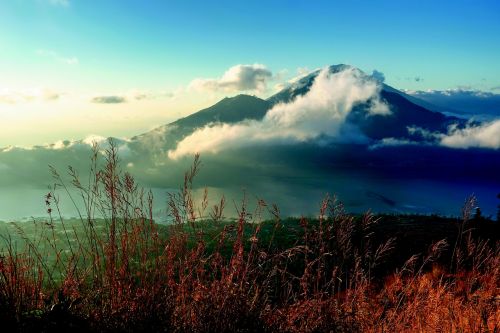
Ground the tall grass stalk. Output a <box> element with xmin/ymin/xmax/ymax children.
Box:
<box><xmin>0</xmin><ymin>139</ymin><xmax>497</xmax><ymax>332</ymax></box>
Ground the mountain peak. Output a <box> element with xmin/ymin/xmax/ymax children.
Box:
<box><xmin>135</xmin><ymin>64</ymin><xmax>457</xmax><ymax>147</ymax></box>
<box><xmin>267</xmin><ymin>64</ymin><xmax>363</xmax><ymax>106</ymax></box>
<box><xmin>219</xmin><ymin>94</ymin><xmax>262</xmax><ymax>103</ymax></box>
<box><xmin>327</xmin><ymin>63</ymin><xmax>355</xmax><ymax>73</ymax></box>
<box><xmin>172</xmin><ymin>94</ymin><xmax>270</xmax><ymax>129</ymax></box>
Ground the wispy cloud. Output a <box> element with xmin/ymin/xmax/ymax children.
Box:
<box><xmin>0</xmin><ymin>88</ymin><xmax>62</xmax><ymax>104</ymax></box>
<box><xmin>189</xmin><ymin>64</ymin><xmax>273</xmax><ymax>93</ymax></box>
<box><xmin>369</xmin><ymin>137</ymin><xmax>421</xmax><ymax>150</ymax></box>
<box><xmin>91</xmin><ymin>96</ymin><xmax>127</xmax><ymax>104</ymax></box>
<box><xmin>130</xmin><ymin>90</ymin><xmax>174</xmax><ymax>101</ymax></box>
<box><xmin>273</xmin><ymin>67</ymin><xmax>315</xmax><ymax>92</ymax></box>
<box><xmin>90</xmin><ymin>90</ymin><xmax>174</xmax><ymax>104</ymax></box>
<box><xmin>36</xmin><ymin>49</ymin><xmax>78</xmax><ymax>65</ymax></box>
<box><xmin>169</xmin><ymin>67</ymin><xmax>390</xmax><ymax>159</ymax></box>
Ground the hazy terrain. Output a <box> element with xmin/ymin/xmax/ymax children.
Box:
<box><xmin>1</xmin><ymin>65</ymin><xmax>499</xmax><ymax>221</ymax></box>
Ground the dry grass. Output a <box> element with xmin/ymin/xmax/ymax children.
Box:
<box><xmin>0</xmin><ymin>139</ymin><xmax>498</xmax><ymax>332</ymax></box>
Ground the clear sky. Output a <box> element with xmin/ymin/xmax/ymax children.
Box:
<box><xmin>1</xmin><ymin>0</ymin><xmax>500</xmax><ymax>146</ymax></box>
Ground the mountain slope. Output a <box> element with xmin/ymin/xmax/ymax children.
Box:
<box><xmin>1</xmin><ymin>65</ymin><xmax>498</xmax><ymax>218</ymax></box>
<box><xmin>348</xmin><ymin>90</ymin><xmax>455</xmax><ymax>140</ymax></box>
<box><xmin>267</xmin><ymin>64</ymin><xmax>459</xmax><ymax>141</ymax></box>
<box><xmin>172</xmin><ymin>94</ymin><xmax>270</xmax><ymax>129</ymax></box>
<box><xmin>267</xmin><ymin>64</ymin><xmax>352</xmax><ymax>106</ymax></box>
<box><xmin>133</xmin><ymin>64</ymin><xmax>461</xmax><ymax>150</ymax></box>
<box><xmin>381</xmin><ymin>84</ymin><xmax>461</xmax><ymax>116</ymax></box>
<box><xmin>130</xmin><ymin>94</ymin><xmax>271</xmax><ymax>151</ymax></box>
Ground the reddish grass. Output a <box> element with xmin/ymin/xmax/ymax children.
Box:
<box><xmin>0</xmin><ymin>139</ymin><xmax>498</xmax><ymax>332</ymax></box>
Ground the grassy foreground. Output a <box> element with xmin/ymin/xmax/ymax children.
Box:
<box><xmin>0</xmin><ymin>141</ymin><xmax>498</xmax><ymax>332</ymax></box>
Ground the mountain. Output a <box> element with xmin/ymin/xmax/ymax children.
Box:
<box><xmin>133</xmin><ymin>64</ymin><xmax>459</xmax><ymax>147</ymax></box>
<box><xmin>173</xmin><ymin>94</ymin><xmax>270</xmax><ymax>129</ymax></box>
<box><xmin>349</xmin><ymin>90</ymin><xmax>454</xmax><ymax>140</ymax></box>
<box><xmin>380</xmin><ymin>84</ymin><xmax>461</xmax><ymax>116</ymax></box>
<box><xmin>130</xmin><ymin>94</ymin><xmax>270</xmax><ymax>151</ymax></box>
<box><xmin>122</xmin><ymin>69</ymin><xmax>499</xmax><ymax>216</ymax></box>
<box><xmin>267</xmin><ymin>64</ymin><xmax>353</xmax><ymax>106</ymax></box>
<box><xmin>267</xmin><ymin>64</ymin><xmax>459</xmax><ymax>140</ymax></box>
<box><xmin>1</xmin><ymin>65</ymin><xmax>499</xmax><ymax>218</ymax></box>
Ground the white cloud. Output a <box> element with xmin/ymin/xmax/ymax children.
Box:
<box><xmin>188</xmin><ymin>64</ymin><xmax>273</xmax><ymax>93</ymax></box>
<box><xmin>403</xmin><ymin>121</ymin><xmax>500</xmax><ymax>149</ymax></box>
<box><xmin>0</xmin><ymin>87</ymin><xmax>62</xmax><ymax>104</ymax></box>
<box><xmin>36</xmin><ymin>49</ymin><xmax>78</xmax><ymax>65</ymax></box>
<box><xmin>169</xmin><ymin>67</ymin><xmax>390</xmax><ymax>159</ymax></box>
<box><xmin>273</xmin><ymin>67</ymin><xmax>317</xmax><ymax>92</ymax></box>
<box><xmin>81</xmin><ymin>135</ymin><xmax>108</xmax><ymax>146</ymax></box>
<box><xmin>439</xmin><ymin>120</ymin><xmax>500</xmax><ymax>149</ymax></box>
<box><xmin>129</xmin><ymin>89</ymin><xmax>174</xmax><ymax>101</ymax></box>
<box><xmin>407</xmin><ymin>126</ymin><xmax>438</xmax><ymax>141</ymax></box>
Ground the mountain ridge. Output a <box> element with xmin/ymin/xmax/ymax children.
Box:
<box><xmin>132</xmin><ymin>64</ymin><xmax>460</xmax><ymax>147</ymax></box>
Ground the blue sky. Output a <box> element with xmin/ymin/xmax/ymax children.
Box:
<box><xmin>1</xmin><ymin>0</ymin><xmax>500</xmax><ymax>146</ymax></box>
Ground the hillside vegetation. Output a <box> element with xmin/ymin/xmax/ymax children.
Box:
<box><xmin>0</xmin><ymin>140</ymin><xmax>498</xmax><ymax>332</ymax></box>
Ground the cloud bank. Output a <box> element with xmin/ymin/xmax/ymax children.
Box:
<box><xmin>169</xmin><ymin>67</ymin><xmax>390</xmax><ymax>159</ymax></box>
<box><xmin>374</xmin><ymin>120</ymin><xmax>500</xmax><ymax>150</ymax></box>
<box><xmin>0</xmin><ymin>135</ymin><xmax>133</xmax><ymax>191</ymax></box>
<box><xmin>0</xmin><ymin>88</ymin><xmax>62</xmax><ymax>104</ymax></box>
<box><xmin>406</xmin><ymin>89</ymin><xmax>500</xmax><ymax>116</ymax></box>
<box><xmin>189</xmin><ymin>64</ymin><xmax>273</xmax><ymax>93</ymax></box>
<box><xmin>439</xmin><ymin>120</ymin><xmax>500</xmax><ymax>149</ymax></box>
